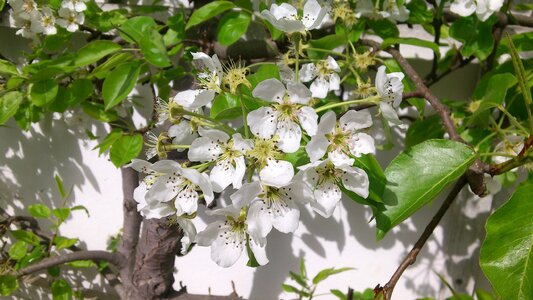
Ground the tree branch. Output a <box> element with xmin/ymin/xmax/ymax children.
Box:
<box><xmin>361</xmin><ymin>39</ymin><xmax>489</xmax><ymax>196</ymax></box>
<box><xmin>118</xmin><ymin>167</ymin><xmax>142</xmax><ymax>290</ymax></box>
<box><xmin>378</xmin><ymin>176</ymin><xmax>468</xmax><ymax>300</ymax></box>
<box><xmin>17</xmin><ymin>251</ymin><xmax>125</xmax><ymax>277</ymax></box>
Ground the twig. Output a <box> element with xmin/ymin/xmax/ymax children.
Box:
<box><xmin>17</xmin><ymin>251</ymin><xmax>125</xmax><ymax>276</ymax></box>
<box><xmin>379</xmin><ymin>177</ymin><xmax>468</xmax><ymax>300</ymax></box>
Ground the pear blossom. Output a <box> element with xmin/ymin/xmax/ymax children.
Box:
<box><xmin>196</xmin><ymin>206</ymin><xmax>268</xmax><ymax>268</ymax></box>
<box><xmin>246</xmin><ymin>137</ymin><xmax>295</xmax><ymax>188</ymax></box>
<box><xmin>380</xmin><ymin>0</ymin><xmax>409</xmax><ymax>22</ymax></box>
<box><xmin>248</xmin><ymin>78</ymin><xmax>318</xmax><ymax>153</ymax></box>
<box><xmin>298</xmin><ymin>160</ymin><xmax>369</xmax><ymax>218</ymax></box>
<box><xmin>7</xmin><ymin>0</ymin><xmax>39</xmax><ymax>20</ymax></box>
<box><xmin>168</xmin><ymin>119</ymin><xmax>198</xmax><ymax>150</ymax></box>
<box><xmin>56</xmin><ymin>7</ymin><xmax>84</xmax><ymax>32</ymax></box>
<box><xmin>31</xmin><ymin>7</ymin><xmax>57</xmax><ymax>35</ymax></box>
<box><xmin>261</xmin><ymin>0</ymin><xmax>327</xmax><ymax>33</ymax></box>
<box><xmin>450</xmin><ymin>0</ymin><xmax>504</xmax><ymax>22</ymax></box>
<box><xmin>188</xmin><ymin>127</ymin><xmax>252</xmax><ymax>192</ymax></box>
<box><xmin>492</xmin><ymin>135</ymin><xmax>524</xmax><ymax>165</ymax></box>
<box><xmin>129</xmin><ymin>159</ymin><xmax>214</xmax><ymax>216</ymax></box>
<box><xmin>299</xmin><ymin>56</ymin><xmax>341</xmax><ymax>99</ymax></box>
<box><xmin>306</xmin><ymin>110</ymin><xmax>375</xmax><ymax>167</ymax></box>
<box><xmin>171</xmin><ymin>89</ymin><xmax>215</xmax><ymax>112</ymax></box>
<box><xmin>10</xmin><ymin>13</ymin><xmax>36</xmax><ymax>39</ymax></box>
<box><xmin>192</xmin><ymin>52</ymin><xmax>223</xmax><ymax>93</ymax></box>
<box><xmin>61</xmin><ymin>0</ymin><xmax>88</xmax><ymax>13</ymax></box>
<box><xmin>230</xmin><ymin>181</ymin><xmax>305</xmax><ymax>238</ymax></box>
<box><xmin>375</xmin><ymin>65</ymin><xmax>405</xmax><ymax>128</ymax></box>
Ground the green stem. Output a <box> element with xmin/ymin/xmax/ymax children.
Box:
<box><xmin>163</xmin><ymin>144</ymin><xmax>190</xmax><ymax>151</ymax></box>
<box><xmin>498</xmin><ymin>105</ymin><xmax>530</xmax><ymax>135</ymax></box>
<box><xmin>314</xmin><ymin>96</ymin><xmax>380</xmax><ymax>113</ymax></box>
<box><xmin>305</xmin><ymin>47</ymin><xmax>347</xmax><ymax>58</ymax></box>
<box><xmin>177</xmin><ymin>109</ymin><xmax>236</xmax><ymax>135</ymax></box>
<box><xmin>479</xmin><ymin>152</ymin><xmax>517</xmax><ymax>157</ymax></box>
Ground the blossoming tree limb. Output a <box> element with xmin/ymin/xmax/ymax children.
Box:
<box><xmin>1</xmin><ymin>0</ymin><xmax>533</xmax><ymax>299</ymax></box>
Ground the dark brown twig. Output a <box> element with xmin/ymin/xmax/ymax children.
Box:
<box><xmin>380</xmin><ymin>177</ymin><xmax>468</xmax><ymax>300</ymax></box>
<box><xmin>17</xmin><ymin>251</ymin><xmax>124</xmax><ymax>276</ymax></box>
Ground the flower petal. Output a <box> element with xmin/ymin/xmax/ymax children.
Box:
<box><xmin>272</xmin><ymin>200</ymin><xmax>300</xmax><ymax>233</ymax></box>
<box><xmin>210</xmin><ymin>160</ymin><xmax>234</xmax><ymax>193</ymax></box>
<box><xmin>260</xmin><ymin>159</ymin><xmax>294</xmax><ymax>188</ymax></box>
<box><xmin>252</xmin><ymin>78</ymin><xmax>286</xmax><ymax>103</ymax></box>
<box><xmin>310</xmin><ymin>77</ymin><xmax>329</xmax><ymax>99</ymax></box>
<box><xmin>297</xmin><ymin>106</ymin><xmax>318</xmax><ymax>136</ymax></box>
<box><xmin>230</xmin><ymin>181</ymin><xmax>262</xmax><ymax>207</ymax></box>
<box><xmin>196</xmin><ymin>220</ymin><xmax>225</xmax><ymax>246</ymax></box>
<box><xmin>127</xmin><ymin>159</ymin><xmax>152</xmax><ymax>173</ymax></box>
<box><xmin>317</xmin><ymin>110</ymin><xmax>337</xmax><ymax>134</ymax></box>
<box><xmin>198</xmin><ymin>127</ymin><xmax>230</xmax><ymax>143</ymax></box>
<box><xmin>232</xmin><ymin>156</ymin><xmax>247</xmax><ymax>189</ymax></box>
<box><xmin>277</xmin><ymin>119</ymin><xmax>302</xmax><ymax>153</ymax></box>
<box><xmin>247</xmin><ymin>200</ymin><xmax>273</xmax><ymax>238</ymax></box>
<box><xmin>175</xmin><ymin>188</ymin><xmax>198</xmax><ymax>215</ymax></box>
<box><xmin>348</xmin><ymin>132</ymin><xmax>376</xmax><ymax>157</ymax></box>
<box><xmin>326</xmin><ymin>56</ymin><xmax>341</xmax><ymax>72</ymax></box>
<box><xmin>306</xmin><ymin>135</ymin><xmax>329</xmax><ymax>162</ymax></box>
<box><xmin>287</xmin><ymin>82</ymin><xmax>312</xmax><ymax>104</ymax></box>
<box><xmin>339</xmin><ymin>109</ymin><xmax>373</xmax><ymax>131</ymax></box>
<box><xmin>379</xmin><ymin>102</ymin><xmax>405</xmax><ymax>128</ymax></box>
<box><xmin>299</xmin><ymin>63</ymin><xmax>317</xmax><ymax>82</ymax></box>
<box><xmin>211</xmin><ymin>236</ymin><xmax>243</xmax><ymax>268</ymax></box>
<box><xmin>174</xmin><ymin>89</ymin><xmax>215</xmax><ymax>110</ymax></box>
<box><xmin>176</xmin><ymin>218</ymin><xmax>197</xmax><ymax>255</ymax></box>
<box><xmin>188</xmin><ymin>137</ymin><xmax>222</xmax><ymax>162</ymax></box>
<box><xmin>231</xmin><ymin>133</ymin><xmax>253</xmax><ymax>152</ymax></box>
<box><xmin>302</xmin><ymin>0</ymin><xmax>327</xmax><ymax>29</ymax></box>
<box><xmin>181</xmin><ymin>168</ymin><xmax>214</xmax><ymax>205</ymax></box>
<box><xmin>338</xmin><ymin>165</ymin><xmax>369</xmax><ymax>199</ymax></box>
<box><xmin>450</xmin><ymin>0</ymin><xmax>476</xmax><ymax>17</ymax></box>
<box><xmin>312</xmin><ymin>181</ymin><xmax>342</xmax><ymax>218</ymax></box>
<box><xmin>249</xmin><ymin>236</ymin><xmax>269</xmax><ymax>266</ymax></box>
<box><xmin>328</xmin><ymin>149</ymin><xmax>354</xmax><ymax>167</ymax></box>
<box><xmin>247</xmin><ymin>107</ymin><xmax>278</xmax><ymax>139</ymax></box>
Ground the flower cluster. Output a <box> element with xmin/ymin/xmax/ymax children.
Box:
<box><xmin>131</xmin><ymin>0</ymin><xmax>406</xmax><ymax>268</ymax></box>
<box><xmin>8</xmin><ymin>0</ymin><xmax>87</xmax><ymax>39</ymax></box>
<box><xmin>450</xmin><ymin>0</ymin><xmax>504</xmax><ymax>21</ymax></box>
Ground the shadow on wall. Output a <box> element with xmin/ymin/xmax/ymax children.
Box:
<box><xmin>0</xmin><ymin>116</ymin><xmax>115</xmax><ymax>299</ymax></box>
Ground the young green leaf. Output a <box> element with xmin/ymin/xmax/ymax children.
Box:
<box><xmin>30</xmin><ymin>79</ymin><xmax>58</xmax><ymax>107</ymax></box>
<box><xmin>11</xmin><ymin>230</ymin><xmax>40</xmax><ymax>245</ymax></box>
<box><xmin>102</xmin><ymin>62</ymin><xmax>141</xmax><ymax>110</ymax></box>
<box><xmin>139</xmin><ymin>29</ymin><xmax>172</xmax><ymax>68</ymax></box>
<box><xmin>375</xmin><ymin>139</ymin><xmax>477</xmax><ymax>239</ymax></box>
<box><xmin>53</xmin><ymin>236</ymin><xmax>78</xmax><ymax>250</ymax></box>
<box><xmin>330</xmin><ymin>289</ymin><xmax>347</xmax><ymax>300</ymax></box>
<box><xmin>186</xmin><ymin>1</ymin><xmax>236</xmax><ymax>29</ymax></box>
<box><xmin>28</xmin><ymin>204</ymin><xmax>51</xmax><ymax>218</ymax></box>
<box><xmin>405</xmin><ymin>114</ymin><xmax>446</xmax><ymax>148</ymax></box>
<box><xmin>217</xmin><ymin>12</ymin><xmax>251</xmax><ymax>46</ymax></box>
<box><xmin>480</xmin><ymin>178</ymin><xmax>533</xmax><ymax>300</ymax></box>
<box><xmin>0</xmin><ymin>91</ymin><xmax>23</xmax><ymax>125</ymax></box>
<box><xmin>51</xmin><ymin>279</ymin><xmax>72</xmax><ymax>300</ymax></box>
<box><xmin>109</xmin><ymin>134</ymin><xmax>143</xmax><ymax>167</ymax></box>
<box><xmin>74</xmin><ymin>40</ymin><xmax>121</xmax><ymax>67</ymax></box>
<box><xmin>289</xmin><ymin>271</ymin><xmax>308</xmax><ymax>287</ymax></box>
<box><xmin>54</xmin><ymin>174</ymin><xmax>67</xmax><ymax>198</ymax></box>
<box><xmin>53</xmin><ymin>208</ymin><xmax>71</xmax><ymax>223</ymax></box>
<box><xmin>0</xmin><ymin>275</ymin><xmax>18</xmax><ymax>296</ymax></box>
<box><xmin>0</xmin><ymin>59</ymin><xmax>19</xmax><ymax>76</ymax></box>
<box><xmin>312</xmin><ymin>267</ymin><xmax>353</xmax><ymax>285</ymax></box>
<box><xmin>8</xmin><ymin>241</ymin><xmax>28</xmax><ymax>260</ymax></box>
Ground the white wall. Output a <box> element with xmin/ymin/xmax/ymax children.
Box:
<box><xmin>0</xmin><ymin>20</ymin><xmax>509</xmax><ymax>300</ymax></box>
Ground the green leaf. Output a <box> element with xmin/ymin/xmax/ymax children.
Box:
<box><xmin>308</xmin><ymin>34</ymin><xmax>345</xmax><ymax>59</ymax></box>
<box><xmin>0</xmin><ymin>59</ymin><xmax>19</xmax><ymax>76</ymax></box>
<box><xmin>102</xmin><ymin>62</ymin><xmax>141</xmax><ymax>110</ymax></box>
<box><xmin>375</xmin><ymin>139</ymin><xmax>477</xmax><ymax>239</ymax></box>
<box><xmin>74</xmin><ymin>40</ymin><xmax>121</xmax><ymax>67</ymax></box>
<box><xmin>30</xmin><ymin>79</ymin><xmax>58</xmax><ymax>107</ymax></box>
<box><xmin>245</xmin><ymin>238</ymin><xmax>260</xmax><ymax>267</ymax></box>
<box><xmin>289</xmin><ymin>271</ymin><xmax>308</xmax><ymax>287</ymax></box>
<box><xmin>28</xmin><ymin>204</ymin><xmax>51</xmax><ymax>218</ymax></box>
<box><xmin>0</xmin><ymin>275</ymin><xmax>18</xmax><ymax>296</ymax></box>
<box><xmin>95</xmin><ymin>128</ymin><xmax>123</xmax><ymax>155</ymax></box>
<box><xmin>110</xmin><ymin>134</ymin><xmax>143</xmax><ymax>167</ymax></box>
<box><xmin>54</xmin><ymin>174</ymin><xmax>67</xmax><ymax>198</ymax></box>
<box><xmin>186</xmin><ymin>1</ymin><xmax>236</xmax><ymax>29</ymax></box>
<box><xmin>217</xmin><ymin>12</ymin><xmax>251</xmax><ymax>46</ymax></box>
<box><xmin>51</xmin><ymin>279</ymin><xmax>72</xmax><ymax>300</ymax></box>
<box><xmin>367</xmin><ymin>19</ymin><xmax>399</xmax><ymax>39</ymax></box>
<box><xmin>475</xmin><ymin>289</ymin><xmax>495</xmax><ymax>300</ymax></box>
<box><xmin>247</xmin><ymin>64</ymin><xmax>280</xmax><ymax>88</ymax></box>
<box><xmin>405</xmin><ymin>114</ymin><xmax>445</xmax><ymax>148</ymax></box>
<box><xmin>282</xmin><ymin>284</ymin><xmax>303</xmax><ymax>294</ymax></box>
<box><xmin>381</xmin><ymin>37</ymin><xmax>440</xmax><ymax>58</ymax></box>
<box><xmin>505</xmin><ymin>33</ymin><xmax>532</xmax><ymax>107</ymax></box>
<box><xmin>139</xmin><ymin>29</ymin><xmax>172</xmax><ymax>67</ymax></box>
<box><xmin>312</xmin><ymin>267</ymin><xmax>353</xmax><ymax>285</ymax></box>
<box><xmin>71</xmin><ymin>205</ymin><xmax>90</xmax><ymax>217</ymax></box>
<box><xmin>8</xmin><ymin>241</ymin><xmax>27</xmax><ymax>260</ymax></box>
<box><xmin>406</xmin><ymin>0</ymin><xmax>433</xmax><ymax>24</ymax></box>
<box><xmin>0</xmin><ymin>0</ymin><xmax>5</xmax><ymax>11</ymax></box>
<box><xmin>53</xmin><ymin>236</ymin><xmax>78</xmax><ymax>250</ymax></box>
<box><xmin>90</xmin><ymin>52</ymin><xmax>133</xmax><ymax>79</ymax></box>
<box><xmin>211</xmin><ymin>93</ymin><xmax>242</xmax><ymax>120</ymax></box>
<box><xmin>81</xmin><ymin>101</ymin><xmax>119</xmax><ymax>122</ymax></box>
<box><xmin>0</xmin><ymin>91</ymin><xmax>23</xmax><ymax>125</ymax></box>
<box><xmin>449</xmin><ymin>16</ymin><xmax>496</xmax><ymax>61</ymax></box>
<box><xmin>331</xmin><ymin>289</ymin><xmax>347</xmax><ymax>300</ymax></box>
<box><xmin>119</xmin><ymin>16</ymin><xmax>157</xmax><ymax>43</ymax></box>
<box><xmin>480</xmin><ymin>178</ymin><xmax>533</xmax><ymax>300</ymax></box>
<box><xmin>53</xmin><ymin>208</ymin><xmax>71</xmax><ymax>223</ymax></box>
<box><xmin>299</xmin><ymin>256</ymin><xmax>307</xmax><ymax>279</ymax></box>
<box><xmin>11</xmin><ymin>230</ymin><xmax>40</xmax><ymax>245</ymax></box>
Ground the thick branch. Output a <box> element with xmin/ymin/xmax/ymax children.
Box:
<box><xmin>118</xmin><ymin>167</ymin><xmax>142</xmax><ymax>290</ymax></box>
<box><xmin>17</xmin><ymin>251</ymin><xmax>124</xmax><ymax>276</ymax></box>
<box><xmin>379</xmin><ymin>177</ymin><xmax>468</xmax><ymax>300</ymax></box>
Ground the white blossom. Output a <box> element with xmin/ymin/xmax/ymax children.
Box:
<box><xmin>306</xmin><ymin>110</ymin><xmax>375</xmax><ymax>166</ymax></box>
<box><xmin>450</xmin><ymin>0</ymin><xmax>504</xmax><ymax>22</ymax></box>
<box><xmin>246</xmin><ymin>137</ymin><xmax>295</xmax><ymax>188</ymax></box>
<box><xmin>171</xmin><ymin>89</ymin><xmax>215</xmax><ymax>112</ymax></box>
<box><xmin>192</xmin><ymin>52</ymin><xmax>223</xmax><ymax>93</ymax></box>
<box><xmin>298</xmin><ymin>160</ymin><xmax>369</xmax><ymax>218</ymax></box>
<box><xmin>230</xmin><ymin>181</ymin><xmax>305</xmax><ymax>238</ymax></box>
<box><xmin>8</xmin><ymin>0</ymin><xmax>39</xmax><ymax>20</ymax></box>
<box><xmin>248</xmin><ymin>78</ymin><xmax>318</xmax><ymax>153</ymax></box>
<box><xmin>380</xmin><ymin>0</ymin><xmax>409</xmax><ymax>22</ymax></box>
<box><xmin>31</xmin><ymin>7</ymin><xmax>57</xmax><ymax>35</ymax></box>
<box><xmin>375</xmin><ymin>65</ymin><xmax>405</xmax><ymax>128</ymax></box>
<box><xmin>168</xmin><ymin>119</ymin><xmax>198</xmax><ymax>150</ymax></box>
<box><xmin>299</xmin><ymin>56</ymin><xmax>341</xmax><ymax>99</ymax></box>
<box><xmin>56</xmin><ymin>7</ymin><xmax>84</xmax><ymax>32</ymax></box>
<box><xmin>188</xmin><ymin>127</ymin><xmax>253</xmax><ymax>192</ymax></box>
<box><xmin>261</xmin><ymin>0</ymin><xmax>327</xmax><ymax>33</ymax></box>
<box><xmin>61</xmin><ymin>0</ymin><xmax>88</xmax><ymax>13</ymax></box>
<box><xmin>196</xmin><ymin>206</ymin><xmax>268</xmax><ymax>268</ymax></box>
